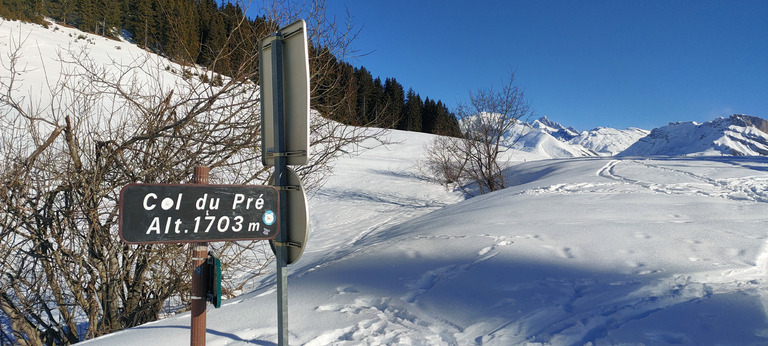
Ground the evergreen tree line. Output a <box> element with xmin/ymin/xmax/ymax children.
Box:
<box><xmin>0</xmin><ymin>0</ymin><xmax>462</xmax><ymax>137</ymax></box>
<box><xmin>317</xmin><ymin>62</ymin><xmax>461</xmax><ymax>137</ymax></box>
<box><xmin>1</xmin><ymin>0</ymin><xmax>265</xmax><ymax>76</ymax></box>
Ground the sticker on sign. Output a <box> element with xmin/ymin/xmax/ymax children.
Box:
<box><xmin>119</xmin><ymin>184</ymin><xmax>280</xmax><ymax>244</ymax></box>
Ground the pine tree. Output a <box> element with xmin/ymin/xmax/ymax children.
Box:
<box><xmin>126</xmin><ymin>0</ymin><xmax>155</xmax><ymax>48</ymax></box>
<box><xmin>433</xmin><ymin>101</ymin><xmax>462</xmax><ymax>137</ymax></box>
<box><xmin>160</xmin><ymin>0</ymin><xmax>199</xmax><ymax>63</ymax></box>
<box><xmin>422</xmin><ymin>98</ymin><xmax>436</xmax><ymax>133</ymax></box>
<box><xmin>383</xmin><ymin>77</ymin><xmax>404</xmax><ymax>128</ymax></box>
<box><xmin>76</xmin><ymin>0</ymin><xmax>97</xmax><ymax>33</ymax></box>
<box><xmin>196</xmin><ymin>0</ymin><xmax>226</xmax><ymax>68</ymax></box>
<box><xmin>338</xmin><ymin>62</ymin><xmax>359</xmax><ymax>124</ymax></box>
<box><xmin>403</xmin><ymin>89</ymin><xmax>423</xmax><ymax>132</ymax></box>
<box><xmin>95</xmin><ymin>0</ymin><xmax>122</xmax><ymax>36</ymax></box>
<box><xmin>0</xmin><ymin>0</ymin><xmax>11</xmax><ymax>20</ymax></box>
<box><xmin>220</xmin><ymin>2</ymin><xmax>257</xmax><ymax>76</ymax></box>
<box><xmin>355</xmin><ymin>67</ymin><xmax>378</xmax><ymax>124</ymax></box>
<box><xmin>370</xmin><ymin>76</ymin><xmax>386</xmax><ymax>123</ymax></box>
<box><xmin>47</xmin><ymin>0</ymin><xmax>75</xmax><ymax>24</ymax></box>
<box><xmin>33</xmin><ymin>0</ymin><xmax>46</xmax><ymax>18</ymax></box>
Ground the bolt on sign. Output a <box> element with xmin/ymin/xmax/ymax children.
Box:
<box><xmin>119</xmin><ymin>184</ymin><xmax>280</xmax><ymax>244</ymax></box>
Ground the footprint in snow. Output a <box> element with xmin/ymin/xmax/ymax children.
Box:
<box><xmin>543</xmin><ymin>245</ymin><xmax>575</xmax><ymax>259</ymax></box>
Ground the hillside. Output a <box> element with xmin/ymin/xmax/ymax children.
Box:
<box><xmin>4</xmin><ymin>18</ymin><xmax>768</xmax><ymax>345</ymax></box>
<box><xmin>83</xmin><ymin>130</ymin><xmax>768</xmax><ymax>345</ymax></box>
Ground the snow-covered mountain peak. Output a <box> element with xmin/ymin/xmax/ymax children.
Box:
<box><xmin>619</xmin><ymin>114</ymin><xmax>768</xmax><ymax>156</ymax></box>
<box><xmin>507</xmin><ymin>116</ymin><xmax>649</xmax><ymax>158</ymax></box>
<box><xmin>531</xmin><ymin>116</ymin><xmax>580</xmax><ymax>141</ymax></box>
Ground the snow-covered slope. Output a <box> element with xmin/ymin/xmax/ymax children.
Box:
<box><xmin>7</xmin><ymin>19</ymin><xmax>768</xmax><ymax>345</ymax></box>
<box><xmin>82</xmin><ymin>133</ymin><xmax>768</xmax><ymax>345</ymax></box>
<box><xmin>513</xmin><ymin>128</ymin><xmax>597</xmax><ymax>158</ymax></box>
<box><xmin>0</xmin><ymin>18</ymin><xmax>185</xmax><ymax>110</ymax></box>
<box><xmin>620</xmin><ymin>114</ymin><xmax>768</xmax><ymax>157</ymax></box>
<box><xmin>572</xmin><ymin>126</ymin><xmax>650</xmax><ymax>156</ymax></box>
<box><xmin>513</xmin><ymin>116</ymin><xmax>649</xmax><ymax>158</ymax></box>
<box><xmin>531</xmin><ymin>116</ymin><xmax>580</xmax><ymax>141</ymax></box>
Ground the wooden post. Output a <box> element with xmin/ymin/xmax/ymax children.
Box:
<box><xmin>191</xmin><ymin>166</ymin><xmax>209</xmax><ymax>346</ymax></box>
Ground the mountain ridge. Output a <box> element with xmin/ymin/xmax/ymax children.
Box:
<box><xmin>516</xmin><ymin>114</ymin><xmax>768</xmax><ymax>158</ymax></box>
<box><xmin>512</xmin><ymin>116</ymin><xmax>649</xmax><ymax>158</ymax></box>
<box><xmin>619</xmin><ymin>114</ymin><xmax>768</xmax><ymax>156</ymax></box>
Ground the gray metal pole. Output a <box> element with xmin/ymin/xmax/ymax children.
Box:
<box><xmin>271</xmin><ymin>33</ymin><xmax>290</xmax><ymax>346</ymax></box>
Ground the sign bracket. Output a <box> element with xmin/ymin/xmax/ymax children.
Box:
<box><xmin>273</xmin><ymin>185</ymin><xmax>300</xmax><ymax>191</ymax></box>
<box><xmin>265</xmin><ymin>150</ymin><xmax>307</xmax><ymax>158</ymax></box>
<box><xmin>273</xmin><ymin>241</ymin><xmax>303</xmax><ymax>248</ymax></box>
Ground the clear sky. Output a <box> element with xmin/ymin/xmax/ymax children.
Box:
<box><xmin>316</xmin><ymin>0</ymin><xmax>767</xmax><ymax>131</ymax></box>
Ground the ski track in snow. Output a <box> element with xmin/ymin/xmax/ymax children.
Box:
<box><xmin>301</xmin><ymin>158</ymin><xmax>768</xmax><ymax>345</ymax></box>
<box><xmin>514</xmin><ymin>158</ymin><xmax>768</xmax><ymax>204</ymax></box>
<box><xmin>504</xmin><ymin>158</ymin><xmax>768</xmax><ymax>344</ymax></box>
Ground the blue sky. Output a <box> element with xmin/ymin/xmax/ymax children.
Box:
<box><xmin>315</xmin><ymin>0</ymin><xmax>767</xmax><ymax>131</ymax></box>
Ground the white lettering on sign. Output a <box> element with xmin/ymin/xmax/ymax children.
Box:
<box><xmin>142</xmin><ymin>192</ymin><xmax>269</xmax><ymax>212</ymax></box>
<box><xmin>143</xmin><ymin>193</ymin><xmax>183</xmax><ymax>211</ymax></box>
<box><xmin>133</xmin><ymin>189</ymin><xmax>276</xmax><ymax>238</ymax></box>
<box><xmin>145</xmin><ymin>217</ymin><xmax>184</xmax><ymax>234</ymax></box>
<box><xmin>144</xmin><ymin>215</ymin><xmax>272</xmax><ymax>235</ymax></box>
<box><xmin>195</xmin><ymin>194</ymin><xmax>221</xmax><ymax>210</ymax></box>
<box><xmin>232</xmin><ymin>193</ymin><xmax>265</xmax><ymax>210</ymax></box>
<box><xmin>143</xmin><ymin>193</ymin><xmax>157</xmax><ymax>210</ymax></box>
<box><xmin>188</xmin><ymin>215</ymin><xmax>266</xmax><ymax>234</ymax></box>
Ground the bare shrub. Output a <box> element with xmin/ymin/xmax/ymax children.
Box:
<box><xmin>423</xmin><ymin>73</ymin><xmax>533</xmax><ymax>195</ymax></box>
<box><xmin>0</xmin><ymin>1</ymin><xmax>386</xmax><ymax>343</ymax></box>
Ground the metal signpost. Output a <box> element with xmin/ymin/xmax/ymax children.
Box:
<box><xmin>259</xmin><ymin>19</ymin><xmax>310</xmax><ymax>346</ymax></box>
<box><xmin>118</xmin><ymin>18</ymin><xmax>310</xmax><ymax>346</ymax></box>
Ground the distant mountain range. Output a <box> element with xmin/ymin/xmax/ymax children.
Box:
<box><xmin>3</xmin><ymin>18</ymin><xmax>764</xmax><ymax>160</ymax></box>
<box><xmin>510</xmin><ymin>116</ymin><xmax>649</xmax><ymax>158</ymax></box>
<box><xmin>512</xmin><ymin>114</ymin><xmax>768</xmax><ymax>158</ymax></box>
<box><xmin>619</xmin><ymin>114</ymin><xmax>768</xmax><ymax>156</ymax></box>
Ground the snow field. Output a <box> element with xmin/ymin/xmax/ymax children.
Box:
<box><xmin>83</xmin><ymin>134</ymin><xmax>768</xmax><ymax>345</ymax></box>
<box><xmin>6</xmin><ymin>18</ymin><xmax>768</xmax><ymax>346</ymax></box>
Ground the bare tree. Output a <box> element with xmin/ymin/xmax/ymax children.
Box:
<box><xmin>423</xmin><ymin>73</ymin><xmax>533</xmax><ymax>195</ymax></box>
<box><xmin>0</xmin><ymin>1</ymin><xmax>386</xmax><ymax>343</ymax></box>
